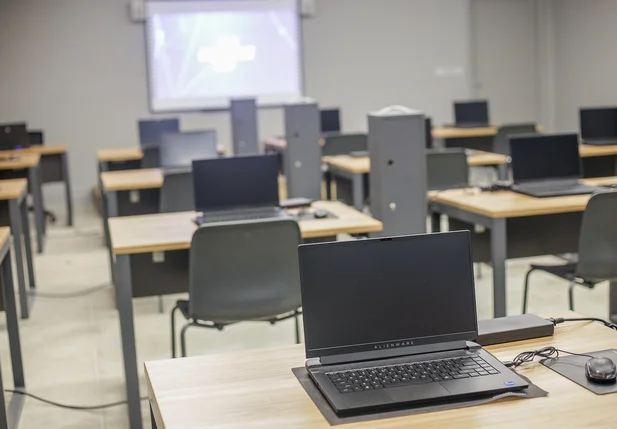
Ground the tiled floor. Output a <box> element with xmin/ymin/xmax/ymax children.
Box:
<box><xmin>0</xmin><ymin>202</ymin><xmax>611</xmax><ymax>428</ymax></box>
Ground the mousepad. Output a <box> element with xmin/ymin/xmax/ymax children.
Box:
<box><xmin>292</xmin><ymin>367</ymin><xmax>547</xmax><ymax>426</ymax></box>
<box><xmin>541</xmin><ymin>349</ymin><xmax>617</xmax><ymax>395</ymax></box>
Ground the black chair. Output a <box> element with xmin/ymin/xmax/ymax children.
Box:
<box><xmin>320</xmin><ymin>108</ymin><xmax>341</xmax><ymax>134</ymax></box>
<box><xmin>171</xmin><ymin>218</ymin><xmax>303</xmax><ymax>357</ymax></box>
<box><xmin>159</xmin><ymin>171</ymin><xmax>194</xmax><ymax>213</ymax></box>
<box><xmin>321</xmin><ymin>133</ymin><xmax>367</xmax><ymax>156</ymax></box>
<box><xmin>426</xmin><ymin>148</ymin><xmax>469</xmax><ymax>191</ymax></box>
<box><xmin>26</xmin><ymin>131</ymin><xmax>56</xmax><ymax>223</ymax></box>
<box><xmin>522</xmin><ymin>191</ymin><xmax>617</xmax><ymax>313</ymax></box>
<box><xmin>494</xmin><ymin>123</ymin><xmax>537</xmax><ymax>156</ymax></box>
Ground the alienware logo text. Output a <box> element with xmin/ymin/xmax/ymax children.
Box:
<box><xmin>197</xmin><ymin>36</ymin><xmax>257</xmax><ymax>73</ymax></box>
<box><xmin>374</xmin><ymin>341</ymin><xmax>413</xmax><ymax>350</ymax></box>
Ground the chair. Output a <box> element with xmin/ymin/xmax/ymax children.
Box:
<box><xmin>425</xmin><ymin>117</ymin><xmax>433</xmax><ymax>149</ymax></box>
<box><xmin>493</xmin><ymin>123</ymin><xmax>537</xmax><ymax>156</ymax></box>
<box><xmin>159</xmin><ymin>130</ymin><xmax>218</xmax><ymax>170</ymax></box>
<box><xmin>140</xmin><ymin>144</ymin><xmax>160</xmax><ymax>169</ymax></box>
<box><xmin>138</xmin><ymin>118</ymin><xmax>180</xmax><ymax>146</ymax></box>
<box><xmin>522</xmin><ymin>191</ymin><xmax>617</xmax><ymax>313</ymax></box>
<box><xmin>426</xmin><ymin>148</ymin><xmax>469</xmax><ymax>190</ymax></box>
<box><xmin>321</xmin><ymin>133</ymin><xmax>367</xmax><ymax>156</ymax></box>
<box><xmin>171</xmin><ymin>218</ymin><xmax>303</xmax><ymax>357</ymax></box>
<box><xmin>320</xmin><ymin>108</ymin><xmax>341</xmax><ymax>134</ymax></box>
<box><xmin>159</xmin><ymin>171</ymin><xmax>194</xmax><ymax>213</ymax></box>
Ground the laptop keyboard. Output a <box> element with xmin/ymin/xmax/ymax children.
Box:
<box><xmin>327</xmin><ymin>356</ymin><xmax>499</xmax><ymax>394</ymax></box>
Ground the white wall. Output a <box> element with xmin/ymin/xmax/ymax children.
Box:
<box><xmin>552</xmin><ymin>0</ymin><xmax>617</xmax><ymax>132</ymax></box>
<box><xmin>0</xmin><ymin>0</ymin><xmax>472</xmax><ymax>206</ymax></box>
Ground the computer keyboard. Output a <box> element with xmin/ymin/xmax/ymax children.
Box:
<box><xmin>327</xmin><ymin>356</ymin><xmax>499</xmax><ymax>394</ymax></box>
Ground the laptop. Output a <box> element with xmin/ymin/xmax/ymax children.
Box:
<box><xmin>137</xmin><ymin>118</ymin><xmax>180</xmax><ymax>146</ymax></box>
<box><xmin>510</xmin><ymin>133</ymin><xmax>604</xmax><ymax>198</ymax></box>
<box><xmin>299</xmin><ymin>231</ymin><xmax>528</xmax><ymax>415</ymax></box>
<box><xmin>454</xmin><ymin>100</ymin><xmax>490</xmax><ymax>128</ymax></box>
<box><xmin>159</xmin><ymin>131</ymin><xmax>218</xmax><ymax>172</ymax></box>
<box><xmin>193</xmin><ymin>154</ymin><xmax>290</xmax><ymax>224</ymax></box>
<box><xmin>320</xmin><ymin>109</ymin><xmax>341</xmax><ymax>134</ymax></box>
<box><xmin>0</xmin><ymin>123</ymin><xmax>30</xmax><ymax>150</ymax></box>
<box><xmin>580</xmin><ymin>107</ymin><xmax>617</xmax><ymax>146</ymax></box>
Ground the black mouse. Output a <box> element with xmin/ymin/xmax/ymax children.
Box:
<box><xmin>585</xmin><ymin>357</ymin><xmax>617</xmax><ymax>383</ymax></box>
<box><xmin>314</xmin><ymin>209</ymin><xmax>328</xmax><ymax>219</ymax></box>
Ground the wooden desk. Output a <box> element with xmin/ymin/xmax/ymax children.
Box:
<box><xmin>432</xmin><ymin>126</ymin><xmax>499</xmax><ymax>139</ymax></box>
<box><xmin>110</xmin><ymin>202</ymin><xmax>382</xmax><ymax>429</ymax></box>
<box><xmin>146</xmin><ymin>317</ymin><xmax>617</xmax><ymax>429</ymax></box>
<box><xmin>0</xmin><ymin>226</ymin><xmax>26</xmax><ymax>429</ymax></box>
<box><xmin>97</xmin><ymin>146</ymin><xmax>227</xmax><ymax>172</ymax></box>
<box><xmin>0</xmin><ymin>180</ymin><xmax>36</xmax><ymax>318</ymax></box>
<box><xmin>429</xmin><ymin>176</ymin><xmax>617</xmax><ymax>319</ymax></box>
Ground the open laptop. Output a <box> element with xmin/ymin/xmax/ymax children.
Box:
<box><xmin>193</xmin><ymin>154</ymin><xmax>290</xmax><ymax>224</ymax></box>
<box><xmin>0</xmin><ymin>123</ymin><xmax>30</xmax><ymax>150</ymax></box>
<box><xmin>510</xmin><ymin>133</ymin><xmax>604</xmax><ymax>198</ymax></box>
<box><xmin>453</xmin><ymin>101</ymin><xmax>490</xmax><ymax>128</ymax></box>
<box><xmin>299</xmin><ymin>231</ymin><xmax>528</xmax><ymax>415</ymax></box>
<box><xmin>138</xmin><ymin>118</ymin><xmax>180</xmax><ymax>146</ymax></box>
<box><xmin>159</xmin><ymin>131</ymin><xmax>218</xmax><ymax>172</ymax></box>
<box><xmin>580</xmin><ymin>107</ymin><xmax>617</xmax><ymax>146</ymax></box>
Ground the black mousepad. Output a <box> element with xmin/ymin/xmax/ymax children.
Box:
<box><xmin>292</xmin><ymin>367</ymin><xmax>547</xmax><ymax>426</ymax></box>
<box><xmin>541</xmin><ymin>349</ymin><xmax>617</xmax><ymax>395</ymax></box>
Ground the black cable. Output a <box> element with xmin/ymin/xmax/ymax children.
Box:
<box><xmin>508</xmin><ymin>346</ymin><xmax>594</xmax><ymax>368</ymax></box>
<box><xmin>4</xmin><ymin>389</ymin><xmax>148</xmax><ymax>410</ymax></box>
<box><xmin>25</xmin><ymin>283</ymin><xmax>112</xmax><ymax>298</ymax></box>
<box><xmin>548</xmin><ymin>317</ymin><xmax>617</xmax><ymax>331</ymax></box>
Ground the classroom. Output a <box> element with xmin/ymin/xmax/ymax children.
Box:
<box><xmin>0</xmin><ymin>0</ymin><xmax>616</xmax><ymax>428</ymax></box>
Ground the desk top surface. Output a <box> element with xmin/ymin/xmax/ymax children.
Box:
<box><xmin>430</xmin><ymin>176</ymin><xmax>617</xmax><ymax>218</ymax></box>
<box><xmin>0</xmin><ymin>179</ymin><xmax>27</xmax><ymax>201</ymax></box>
<box><xmin>322</xmin><ymin>150</ymin><xmax>508</xmax><ymax>174</ymax></box>
<box><xmin>109</xmin><ymin>201</ymin><xmax>383</xmax><ymax>255</ymax></box>
<box><xmin>146</xmin><ymin>316</ymin><xmax>617</xmax><ymax>429</ymax></box>
<box><xmin>579</xmin><ymin>144</ymin><xmax>617</xmax><ymax>157</ymax></box>
<box><xmin>24</xmin><ymin>145</ymin><xmax>68</xmax><ymax>155</ymax></box>
<box><xmin>100</xmin><ymin>168</ymin><xmax>163</xmax><ymax>191</ymax></box>
<box><xmin>0</xmin><ymin>152</ymin><xmax>40</xmax><ymax>170</ymax></box>
<box><xmin>0</xmin><ymin>227</ymin><xmax>10</xmax><ymax>250</ymax></box>
<box><xmin>97</xmin><ymin>145</ymin><xmax>226</xmax><ymax>163</ymax></box>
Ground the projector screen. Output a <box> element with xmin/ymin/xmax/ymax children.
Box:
<box><xmin>145</xmin><ymin>0</ymin><xmax>303</xmax><ymax>112</ymax></box>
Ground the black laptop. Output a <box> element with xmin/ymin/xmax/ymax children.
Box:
<box><xmin>138</xmin><ymin>118</ymin><xmax>180</xmax><ymax>146</ymax></box>
<box><xmin>580</xmin><ymin>107</ymin><xmax>617</xmax><ymax>146</ymax></box>
<box><xmin>193</xmin><ymin>155</ymin><xmax>290</xmax><ymax>224</ymax></box>
<box><xmin>0</xmin><ymin>123</ymin><xmax>30</xmax><ymax>150</ymax></box>
<box><xmin>510</xmin><ymin>133</ymin><xmax>604</xmax><ymax>198</ymax></box>
<box><xmin>299</xmin><ymin>231</ymin><xmax>528</xmax><ymax>415</ymax></box>
<box><xmin>453</xmin><ymin>101</ymin><xmax>490</xmax><ymax>128</ymax></box>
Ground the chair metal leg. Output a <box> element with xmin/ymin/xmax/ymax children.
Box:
<box><xmin>158</xmin><ymin>296</ymin><xmax>164</xmax><ymax>313</ymax></box>
<box><xmin>171</xmin><ymin>305</ymin><xmax>180</xmax><ymax>358</ymax></box>
<box><xmin>180</xmin><ymin>323</ymin><xmax>192</xmax><ymax>358</ymax></box>
<box><xmin>568</xmin><ymin>281</ymin><xmax>576</xmax><ymax>311</ymax></box>
<box><xmin>294</xmin><ymin>314</ymin><xmax>300</xmax><ymax>344</ymax></box>
<box><xmin>522</xmin><ymin>268</ymin><xmax>535</xmax><ymax>314</ymax></box>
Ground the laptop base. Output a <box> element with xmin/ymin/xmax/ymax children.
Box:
<box><xmin>195</xmin><ymin>209</ymin><xmax>291</xmax><ymax>225</ymax></box>
<box><xmin>582</xmin><ymin>139</ymin><xmax>617</xmax><ymax>146</ymax></box>
<box><xmin>512</xmin><ymin>181</ymin><xmax>605</xmax><ymax>198</ymax></box>
<box><xmin>453</xmin><ymin>123</ymin><xmax>490</xmax><ymax>129</ymax></box>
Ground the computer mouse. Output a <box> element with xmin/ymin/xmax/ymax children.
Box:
<box><xmin>585</xmin><ymin>357</ymin><xmax>617</xmax><ymax>383</ymax></box>
<box><xmin>314</xmin><ymin>209</ymin><xmax>328</xmax><ymax>219</ymax></box>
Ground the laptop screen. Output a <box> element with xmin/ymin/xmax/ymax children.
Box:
<box><xmin>510</xmin><ymin>133</ymin><xmax>582</xmax><ymax>183</ymax></box>
<box><xmin>138</xmin><ymin>118</ymin><xmax>180</xmax><ymax>146</ymax></box>
<box><xmin>159</xmin><ymin>131</ymin><xmax>218</xmax><ymax>170</ymax></box>
<box><xmin>299</xmin><ymin>231</ymin><xmax>478</xmax><ymax>359</ymax></box>
<box><xmin>454</xmin><ymin>101</ymin><xmax>489</xmax><ymax>125</ymax></box>
<box><xmin>580</xmin><ymin>107</ymin><xmax>617</xmax><ymax>140</ymax></box>
<box><xmin>320</xmin><ymin>109</ymin><xmax>341</xmax><ymax>133</ymax></box>
<box><xmin>193</xmin><ymin>154</ymin><xmax>280</xmax><ymax>212</ymax></box>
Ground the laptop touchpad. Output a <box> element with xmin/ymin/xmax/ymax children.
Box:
<box><xmin>385</xmin><ymin>383</ymin><xmax>450</xmax><ymax>402</ymax></box>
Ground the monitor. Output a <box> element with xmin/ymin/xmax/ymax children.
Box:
<box><xmin>580</xmin><ymin>107</ymin><xmax>617</xmax><ymax>140</ymax></box>
<box><xmin>28</xmin><ymin>131</ymin><xmax>44</xmax><ymax>146</ymax></box>
<box><xmin>510</xmin><ymin>133</ymin><xmax>582</xmax><ymax>183</ymax></box>
<box><xmin>454</xmin><ymin>100</ymin><xmax>490</xmax><ymax>126</ymax></box>
<box><xmin>320</xmin><ymin>109</ymin><xmax>341</xmax><ymax>134</ymax></box>
<box><xmin>299</xmin><ymin>231</ymin><xmax>478</xmax><ymax>359</ymax></box>
<box><xmin>159</xmin><ymin>130</ymin><xmax>218</xmax><ymax>169</ymax></box>
<box><xmin>138</xmin><ymin>118</ymin><xmax>180</xmax><ymax>146</ymax></box>
<box><xmin>0</xmin><ymin>123</ymin><xmax>29</xmax><ymax>150</ymax></box>
<box><xmin>193</xmin><ymin>154</ymin><xmax>280</xmax><ymax>211</ymax></box>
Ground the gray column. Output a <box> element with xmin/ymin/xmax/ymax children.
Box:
<box><xmin>368</xmin><ymin>107</ymin><xmax>427</xmax><ymax>237</ymax></box>
<box><xmin>283</xmin><ymin>101</ymin><xmax>322</xmax><ymax>200</ymax></box>
<box><xmin>230</xmin><ymin>98</ymin><xmax>259</xmax><ymax>155</ymax></box>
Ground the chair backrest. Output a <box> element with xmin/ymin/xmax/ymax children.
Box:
<box><xmin>159</xmin><ymin>130</ymin><xmax>218</xmax><ymax>170</ymax></box>
<box><xmin>576</xmin><ymin>191</ymin><xmax>617</xmax><ymax>281</ymax></box>
<box><xmin>425</xmin><ymin>117</ymin><xmax>433</xmax><ymax>149</ymax></box>
<box><xmin>321</xmin><ymin>133</ymin><xmax>367</xmax><ymax>156</ymax></box>
<box><xmin>28</xmin><ymin>131</ymin><xmax>44</xmax><ymax>146</ymax></box>
<box><xmin>188</xmin><ymin>219</ymin><xmax>302</xmax><ymax>322</ymax></box>
<box><xmin>494</xmin><ymin>123</ymin><xmax>538</xmax><ymax>155</ymax></box>
<box><xmin>141</xmin><ymin>144</ymin><xmax>160</xmax><ymax>169</ymax></box>
<box><xmin>138</xmin><ymin>118</ymin><xmax>180</xmax><ymax>146</ymax></box>
<box><xmin>320</xmin><ymin>108</ymin><xmax>341</xmax><ymax>133</ymax></box>
<box><xmin>426</xmin><ymin>149</ymin><xmax>469</xmax><ymax>190</ymax></box>
<box><xmin>159</xmin><ymin>171</ymin><xmax>194</xmax><ymax>213</ymax></box>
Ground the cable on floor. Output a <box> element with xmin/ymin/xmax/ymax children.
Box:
<box><xmin>4</xmin><ymin>389</ymin><xmax>148</xmax><ymax>411</ymax></box>
<box><xmin>25</xmin><ymin>282</ymin><xmax>112</xmax><ymax>298</ymax></box>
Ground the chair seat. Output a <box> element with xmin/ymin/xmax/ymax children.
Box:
<box><xmin>530</xmin><ymin>262</ymin><xmax>599</xmax><ymax>288</ymax></box>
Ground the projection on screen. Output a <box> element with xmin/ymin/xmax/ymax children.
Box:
<box><xmin>145</xmin><ymin>0</ymin><xmax>303</xmax><ymax>112</ymax></box>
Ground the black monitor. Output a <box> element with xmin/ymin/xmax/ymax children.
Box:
<box><xmin>454</xmin><ymin>100</ymin><xmax>490</xmax><ymax>126</ymax></box>
<box><xmin>28</xmin><ymin>131</ymin><xmax>44</xmax><ymax>146</ymax></box>
<box><xmin>159</xmin><ymin>131</ymin><xmax>218</xmax><ymax>170</ymax></box>
<box><xmin>138</xmin><ymin>118</ymin><xmax>180</xmax><ymax>146</ymax></box>
<box><xmin>299</xmin><ymin>231</ymin><xmax>477</xmax><ymax>359</ymax></box>
<box><xmin>192</xmin><ymin>154</ymin><xmax>280</xmax><ymax>212</ymax></box>
<box><xmin>320</xmin><ymin>109</ymin><xmax>341</xmax><ymax>134</ymax></box>
<box><xmin>0</xmin><ymin>123</ymin><xmax>29</xmax><ymax>150</ymax></box>
<box><xmin>510</xmin><ymin>133</ymin><xmax>582</xmax><ymax>183</ymax></box>
<box><xmin>580</xmin><ymin>107</ymin><xmax>617</xmax><ymax>140</ymax></box>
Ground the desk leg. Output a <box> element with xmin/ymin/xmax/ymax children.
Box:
<box><xmin>497</xmin><ymin>164</ymin><xmax>508</xmax><ymax>181</ymax></box>
<box><xmin>8</xmin><ymin>200</ymin><xmax>29</xmax><ymax>319</ymax></box>
<box><xmin>491</xmin><ymin>218</ymin><xmax>507</xmax><ymax>318</ymax></box>
<box><xmin>324</xmin><ymin>170</ymin><xmax>332</xmax><ymax>201</ymax></box>
<box><xmin>116</xmin><ymin>255</ymin><xmax>143</xmax><ymax>429</ymax></box>
<box><xmin>610</xmin><ymin>281</ymin><xmax>617</xmax><ymax>324</ymax></box>
<box><xmin>106</xmin><ymin>191</ymin><xmax>118</xmax><ymax>286</ymax></box>
<box><xmin>2</xmin><ymin>251</ymin><xmax>25</xmax><ymax>389</ymax></box>
<box><xmin>20</xmin><ymin>200</ymin><xmax>35</xmax><ymax>290</ymax></box>
<box><xmin>352</xmin><ymin>172</ymin><xmax>365</xmax><ymax>212</ymax></box>
<box><xmin>61</xmin><ymin>152</ymin><xmax>74</xmax><ymax>227</ymax></box>
<box><xmin>29</xmin><ymin>166</ymin><xmax>45</xmax><ymax>253</ymax></box>
<box><xmin>150</xmin><ymin>405</ymin><xmax>158</xmax><ymax>429</ymax></box>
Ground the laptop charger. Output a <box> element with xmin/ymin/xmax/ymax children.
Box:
<box><xmin>477</xmin><ymin>314</ymin><xmax>554</xmax><ymax>346</ymax></box>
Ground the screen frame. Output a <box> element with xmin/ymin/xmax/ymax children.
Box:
<box><xmin>144</xmin><ymin>0</ymin><xmax>305</xmax><ymax>113</ymax></box>
<box><xmin>299</xmin><ymin>231</ymin><xmax>478</xmax><ymax>360</ymax></box>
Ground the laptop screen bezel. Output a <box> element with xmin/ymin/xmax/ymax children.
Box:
<box><xmin>580</xmin><ymin>107</ymin><xmax>617</xmax><ymax>140</ymax></box>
